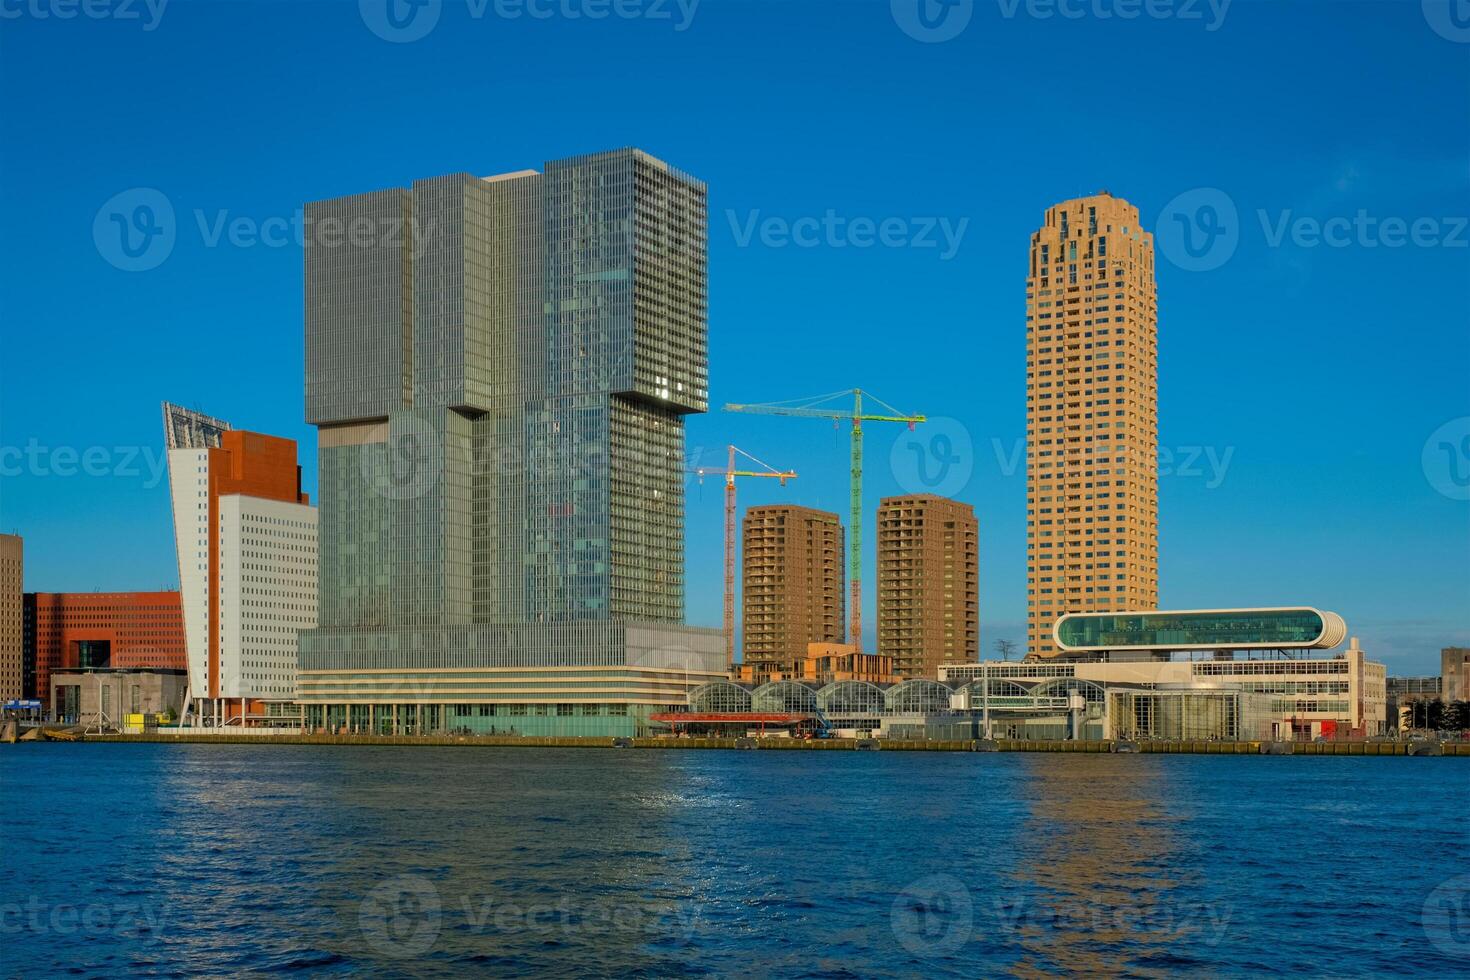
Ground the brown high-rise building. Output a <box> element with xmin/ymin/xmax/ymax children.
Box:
<box><xmin>0</xmin><ymin>534</ymin><xmax>21</xmax><ymax>700</ymax></box>
<box><xmin>876</xmin><ymin>495</ymin><xmax>979</xmax><ymax>678</ymax></box>
<box><xmin>1026</xmin><ymin>192</ymin><xmax>1159</xmax><ymax>658</ymax></box>
<box><xmin>741</xmin><ymin>505</ymin><xmax>844</xmax><ymax>676</ymax></box>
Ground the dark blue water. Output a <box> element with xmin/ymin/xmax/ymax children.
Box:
<box><xmin>2</xmin><ymin>745</ymin><xmax>1467</xmax><ymax>977</ymax></box>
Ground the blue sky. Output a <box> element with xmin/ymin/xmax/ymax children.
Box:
<box><xmin>1</xmin><ymin>0</ymin><xmax>1467</xmax><ymax>672</ymax></box>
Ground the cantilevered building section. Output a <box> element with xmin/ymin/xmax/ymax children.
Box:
<box><xmin>164</xmin><ymin>404</ymin><xmax>317</xmax><ymax>726</ymax></box>
<box><xmin>1026</xmin><ymin>193</ymin><xmax>1159</xmax><ymax>658</ymax></box>
<box><xmin>298</xmin><ymin>149</ymin><xmax>724</xmax><ymax>736</ymax></box>
<box><xmin>741</xmin><ymin>505</ymin><xmax>845</xmax><ymax>678</ymax></box>
<box><xmin>876</xmin><ymin>495</ymin><xmax>978</xmax><ymax>678</ymax></box>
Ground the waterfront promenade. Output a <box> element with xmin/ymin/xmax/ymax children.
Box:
<box><xmin>43</xmin><ymin>732</ymin><xmax>1470</xmax><ymax>755</ymax></box>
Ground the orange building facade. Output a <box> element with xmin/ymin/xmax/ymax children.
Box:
<box><xmin>166</xmin><ymin>418</ymin><xmax>317</xmax><ymax>726</ymax></box>
<box><xmin>732</xmin><ymin>643</ymin><xmax>898</xmax><ymax>686</ymax></box>
<box><xmin>24</xmin><ymin>591</ymin><xmax>187</xmax><ymax>708</ymax></box>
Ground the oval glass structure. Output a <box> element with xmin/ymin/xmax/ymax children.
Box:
<box><xmin>1054</xmin><ymin>608</ymin><xmax>1346</xmax><ymax>652</ymax></box>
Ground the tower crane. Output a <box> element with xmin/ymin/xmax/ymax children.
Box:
<box><xmin>693</xmin><ymin>445</ymin><xmax>797</xmax><ymax>666</ymax></box>
<box><xmin>724</xmin><ymin>389</ymin><xmax>924</xmax><ymax>649</ymax></box>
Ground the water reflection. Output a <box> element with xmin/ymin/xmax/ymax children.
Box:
<box><xmin>999</xmin><ymin>755</ymin><xmax>1208</xmax><ymax>977</ymax></box>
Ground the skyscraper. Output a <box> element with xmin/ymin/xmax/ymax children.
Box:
<box><xmin>1026</xmin><ymin>193</ymin><xmax>1159</xmax><ymax>658</ymax></box>
<box><xmin>876</xmin><ymin>495</ymin><xmax>979</xmax><ymax>678</ymax></box>
<box><xmin>298</xmin><ymin>149</ymin><xmax>724</xmax><ymax>736</ymax></box>
<box><xmin>740</xmin><ymin>504</ymin><xmax>845</xmax><ymax>677</ymax></box>
<box><xmin>164</xmin><ymin>404</ymin><xmax>317</xmax><ymax>725</ymax></box>
<box><xmin>0</xmin><ymin>534</ymin><xmax>21</xmax><ymax>700</ymax></box>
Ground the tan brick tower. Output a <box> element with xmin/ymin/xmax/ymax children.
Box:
<box><xmin>741</xmin><ymin>505</ymin><xmax>845</xmax><ymax>675</ymax></box>
<box><xmin>1026</xmin><ymin>193</ymin><xmax>1159</xmax><ymax>657</ymax></box>
<box><xmin>876</xmin><ymin>495</ymin><xmax>979</xmax><ymax>678</ymax></box>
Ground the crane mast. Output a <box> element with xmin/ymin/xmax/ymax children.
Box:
<box><xmin>694</xmin><ymin>445</ymin><xmax>796</xmax><ymax>666</ymax></box>
<box><xmin>724</xmin><ymin>389</ymin><xmax>924</xmax><ymax>649</ymax></box>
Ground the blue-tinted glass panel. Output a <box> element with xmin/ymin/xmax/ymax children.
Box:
<box><xmin>1056</xmin><ymin>610</ymin><xmax>1325</xmax><ymax>650</ymax></box>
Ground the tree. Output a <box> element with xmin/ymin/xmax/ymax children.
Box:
<box><xmin>993</xmin><ymin>639</ymin><xmax>1018</xmax><ymax>662</ymax></box>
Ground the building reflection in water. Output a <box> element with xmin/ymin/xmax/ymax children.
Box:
<box><xmin>995</xmin><ymin>755</ymin><xmax>1213</xmax><ymax>977</ymax></box>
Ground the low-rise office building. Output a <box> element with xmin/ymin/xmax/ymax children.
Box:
<box><xmin>50</xmin><ymin>667</ymin><xmax>188</xmax><ymax>727</ymax></box>
<box><xmin>731</xmin><ymin>643</ymin><xmax>897</xmax><ymax>685</ymax></box>
<box><xmin>939</xmin><ymin>608</ymin><xmax>1388</xmax><ymax>739</ymax></box>
<box><xmin>24</xmin><ymin>591</ymin><xmax>187</xmax><ymax>713</ymax></box>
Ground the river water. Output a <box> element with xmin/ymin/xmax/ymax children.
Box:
<box><xmin>2</xmin><ymin>744</ymin><xmax>1466</xmax><ymax>976</ymax></box>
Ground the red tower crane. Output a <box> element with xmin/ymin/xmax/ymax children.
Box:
<box><xmin>694</xmin><ymin>445</ymin><xmax>797</xmax><ymax>666</ymax></box>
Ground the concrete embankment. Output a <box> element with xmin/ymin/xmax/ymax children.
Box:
<box><xmin>60</xmin><ymin>733</ymin><xmax>1470</xmax><ymax>755</ymax></box>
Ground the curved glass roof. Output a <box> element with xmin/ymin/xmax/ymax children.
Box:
<box><xmin>1054</xmin><ymin>608</ymin><xmax>1346</xmax><ymax>652</ymax></box>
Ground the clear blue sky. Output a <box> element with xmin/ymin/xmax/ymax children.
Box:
<box><xmin>2</xmin><ymin>0</ymin><xmax>1466</xmax><ymax>673</ymax></box>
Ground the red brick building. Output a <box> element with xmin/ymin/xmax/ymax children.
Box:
<box><xmin>23</xmin><ymin>591</ymin><xmax>186</xmax><ymax>708</ymax></box>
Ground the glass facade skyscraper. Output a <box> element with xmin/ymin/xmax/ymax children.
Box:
<box><xmin>298</xmin><ymin>149</ymin><xmax>723</xmax><ymax>735</ymax></box>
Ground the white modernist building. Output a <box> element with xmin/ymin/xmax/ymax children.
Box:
<box><xmin>163</xmin><ymin>403</ymin><xmax>317</xmax><ymax>726</ymax></box>
<box><xmin>940</xmin><ymin>607</ymin><xmax>1387</xmax><ymax>740</ymax></box>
